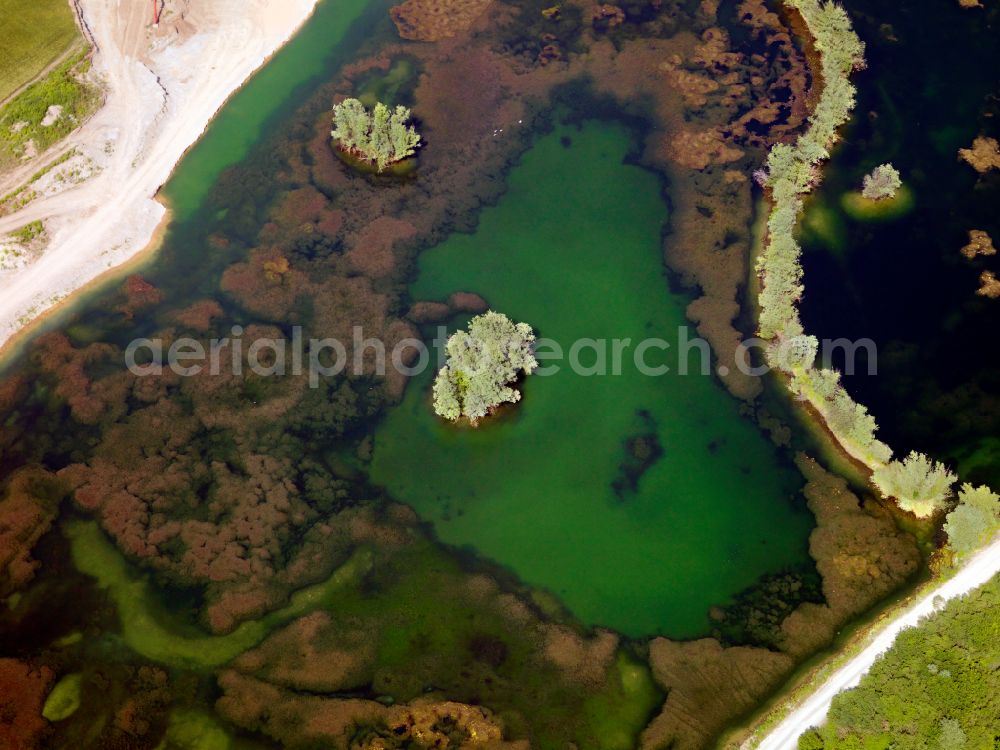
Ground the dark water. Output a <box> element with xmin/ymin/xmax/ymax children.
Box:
<box><xmin>798</xmin><ymin>0</ymin><xmax>1000</xmax><ymax>486</ymax></box>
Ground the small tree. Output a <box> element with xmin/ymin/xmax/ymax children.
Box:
<box><xmin>432</xmin><ymin>311</ymin><xmax>538</xmax><ymax>424</ymax></box>
<box><xmin>872</xmin><ymin>451</ymin><xmax>956</xmax><ymax>517</ymax></box>
<box><xmin>944</xmin><ymin>483</ymin><xmax>1000</xmax><ymax>558</ymax></box>
<box><xmin>331</xmin><ymin>97</ymin><xmax>368</xmax><ymax>152</ymax></box>
<box><xmin>331</xmin><ymin>98</ymin><xmax>420</xmax><ymax>172</ymax></box>
<box><xmin>861</xmin><ymin>164</ymin><xmax>902</xmax><ymax>201</ymax></box>
<box><xmin>937</xmin><ymin>718</ymin><xmax>967</xmax><ymax>750</ymax></box>
<box><xmin>432</xmin><ymin>366</ymin><xmax>463</xmax><ymax>421</ymax></box>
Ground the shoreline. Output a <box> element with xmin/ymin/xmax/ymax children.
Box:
<box><xmin>0</xmin><ymin>203</ymin><xmax>171</xmax><ymax>371</ymax></box>
<box><xmin>0</xmin><ymin>0</ymin><xmax>322</xmax><ymax>365</ymax></box>
<box><xmin>752</xmin><ymin>0</ymin><xmax>892</xmax><ymax>472</ymax></box>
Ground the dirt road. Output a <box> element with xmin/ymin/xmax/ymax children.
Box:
<box><xmin>755</xmin><ymin>536</ymin><xmax>1000</xmax><ymax>749</ymax></box>
<box><xmin>0</xmin><ymin>0</ymin><xmax>318</xmax><ymax>347</ymax></box>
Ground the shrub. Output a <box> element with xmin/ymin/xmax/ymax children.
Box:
<box><xmin>861</xmin><ymin>164</ymin><xmax>902</xmax><ymax>201</ymax></box>
<box><xmin>331</xmin><ymin>98</ymin><xmax>420</xmax><ymax>172</ymax></box>
<box><xmin>786</xmin><ymin>366</ymin><xmax>892</xmax><ymax>464</ymax></box>
<box><xmin>872</xmin><ymin>452</ymin><xmax>957</xmax><ymax>517</ymax></box>
<box><xmin>0</xmin><ymin>48</ymin><xmax>99</xmax><ymax>158</ymax></box>
<box><xmin>432</xmin><ymin>311</ymin><xmax>538</xmax><ymax>423</ymax></box>
<box><xmin>944</xmin><ymin>484</ymin><xmax>1000</xmax><ymax>559</ymax></box>
<box><xmin>9</xmin><ymin>220</ymin><xmax>44</xmax><ymax>244</ymax></box>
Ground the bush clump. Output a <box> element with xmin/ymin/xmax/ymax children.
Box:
<box><xmin>861</xmin><ymin>163</ymin><xmax>902</xmax><ymax>200</ymax></box>
<box><xmin>787</xmin><ymin>367</ymin><xmax>893</xmax><ymax>465</ymax></box>
<box><xmin>331</xmin><ymin>98</ymin><xmax>421</xmax><ymax>172</ymax></box>
<box><xmin>872</xmin><ymin>451</ymin><xmax>956</xmax><ymax>518</ymax></box>
<box><xmin>432</xmin><ymin>311</ymin><xmax>538</xmax><ymax>424</ymax></box>
<box><xmin>944</xmin><ymin>484</ymin><xmax>1000</xmax><ymax>559</ymax></box>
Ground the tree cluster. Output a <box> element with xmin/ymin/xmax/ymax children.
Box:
<box><xmin>788</xmin><ymin>366</ymin><xmax>892</xmax><ymax>465</ymax></box>
<box><xmin>944</xmin><ymin>484</ymin><xmax>1000</xmax><ymax>559</ymax></box>
<box><xmin>871</xmin><ymin>451</ymin><xmax>957</xmax><ymax>518</ymax></box>
<box><xmin>331</xmin><ymin>98</ymin><xmax>421</xmax><ymax>172</ymax></box>
<box><xmin>432</xmin><ymin>311</ymin><xmax>538</xmax><ymax>424</ymax></box>
<box><xmin>799</xmin><ymin>571</ymin><xmax>1000</xmax><ymax>749</ymax></box>
<box><xmin>756</xmin><ymin>0</ymin><xmax>865</xmax><ymax>343</ymax></box>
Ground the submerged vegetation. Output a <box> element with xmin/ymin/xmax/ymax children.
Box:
<box><xmin>40</xmin><ymin>673</ymin><xmax>82</xmax><ymax>722</ymax></box>
<box><xmin>330</xmin><ymin>97</ymin><xmax>421</xmax><ymax>172</ymax></box>
<box><xmin>432</xmin><ymin>311</ymin><xmax>538</xmax><ymax>423</ymax></box>
<box><xmin>66</xmin><ymin>521</ymin><xmax>374</xmax><ymax>669</ymax></box>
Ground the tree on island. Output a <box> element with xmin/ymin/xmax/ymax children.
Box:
<box><xmin>872</xmin><ymin>451</ymin><xmax>956</xmax><ymax>518</ymax></box>
<box><xmin>861</xmin><ymin>163</ymin><xmax>902</xmax><ymax>201</ymax></box>
<box><xmin>331</xmin><ymin>98</ymin><xmax>420</xmax><ymax>172</ymax></box>
<box><xmin>432</xmin><ymin>311</ymin><xmax>538</xmax><ymax>424</ymax></box>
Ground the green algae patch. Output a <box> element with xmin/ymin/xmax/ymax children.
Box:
<box><xmin>52</xmin><ymin>630</ymin><xmax>83</xmax><ymax>648</ymax></box>
<box><xmin>155</xmin><ymin>709</ymin><xmax>232</xmax><ymax>750</ymax></box>
<box><xmin>840</xmin><ymin>183</ymin><xmax>915</xmax><ymax>223</ymax></box>
<box><xmin>800</xmin><ymin>194</ymin><xmax>848</xmax><ymax>256</ymax></box>
<box><xmin>65</xmin><ymin>520</ymin><xmax>372</xmax><ymax>668</ymax></box>
<box><xmin>581</xmin><ymin>654</ymin><xmax>661</xmax><ymax>750</ymax></box>
<box><xmin>42</xmin><ymin>672</ymin><xmax>82</xmax><ymax>722</ymax></box>
<box><xmin>315</xmin><ymin>535</ymin><xmax>663</xmax><ymax>749</ymax></box>
<box><xmin>356</xmin><ymin>57</ymin><xmax>417</xmax><ymax>109</ymax></box>
<box><xmin>372</xmin><ymin>121</ymin><xmax>815</xmax><ymax>639</ymax></box>
<box><xmin>334</xmin><ymin>146</ymin><xmax>418</xmax><ymax>177</ymax></box>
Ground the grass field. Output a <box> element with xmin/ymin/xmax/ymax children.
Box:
<box><xmin>0</xmin><ymin>0</ymin><xmax>82</xmax><ymax>104</ymax></box>
<box><xmin>0</xmin><ymin>46</ymin><xmax>100</xmax><ymax>160</ymax></box>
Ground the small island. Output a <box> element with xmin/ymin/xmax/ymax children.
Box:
<box><xmin>432</xmin><ymin>311</ymin><xmax>538</xmax><ymax>424</ymax></box>
<box><xmin>861</xmin><ymin>163</ymin><xmax>902</xmax><ymax>201</ymax></box>
<box><xmin>841</xmin><ymin>163</ymin><xmax>914</xmax><ymax>222</ymax></box>
<box><xmin>330</xmin><ymin>97</ymin><xmax>421</xmax><ymax>172</ymax></box>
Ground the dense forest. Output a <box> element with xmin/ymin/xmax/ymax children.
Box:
<box><xmin>800</xmin><ymin>572</ymin><xmax>1000</xmax><ymax>749</ymax></box>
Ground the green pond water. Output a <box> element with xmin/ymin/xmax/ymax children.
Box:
<box><xmin>371</xmin><ymin>121</ymin><xmax>815</xmax><ymax>639</ymax></box>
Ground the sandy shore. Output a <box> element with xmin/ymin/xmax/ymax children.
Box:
<box><xmin>0</xmin><ymin>0</ymin><xmax>319</xmax><ymax>351</ymax></box>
